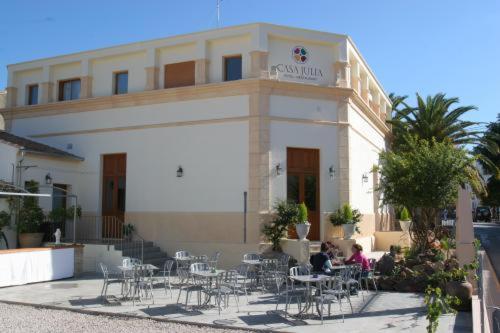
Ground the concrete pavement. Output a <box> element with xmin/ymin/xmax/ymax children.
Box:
<box><xmin>474</xmin><ymin>222</ymin><xmax>500</xmax><ymax>278</ymax></box>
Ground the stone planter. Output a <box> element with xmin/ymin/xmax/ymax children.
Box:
<box><xmin>295</xmin><ymin>222</ymin><xmax>311</xmax><ymax>241</ymax></box>
<box><xmin>399</xmin><ymin>220</ymin><xmax>411</xmax><ymax>233</ymax></box>
<box><xmin>445</xmin><ymin>280</ymin><xmax>473</xmax><ymax>311</ymax></box>
<box><xmin>18</xmin><ymin>233</ymin><xmax>44</xmax><ymax>248</ymax></box>
<box><xmin>342</xmin><ymin>224</ymin><xmax>356</xmax><ymax>239</ymax></box>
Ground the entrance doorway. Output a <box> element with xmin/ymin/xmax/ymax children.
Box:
<box><xmin>102</xmin><ymin>153</ymin><xmax>126</xmax><ymax>238</ymax></box>
<box><xmin>286</xmin><ymin>148</ymin><xmax>320</xmax><ymax>241</ymax></box>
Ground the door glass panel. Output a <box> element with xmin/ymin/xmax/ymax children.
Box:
<box><xmin>104</xmin><ymin>178</ymin><xmax>114</xmax><ymax>211</ymax></box>
<box><xmin>117</xmin><ymin>177</ymin><xmax>126</xmax><ymax>212</ymax></box>
<box><xmin>304</xmin><ymin>174</ymin><xmax>317</xmax><ymax>210</ymax></box>
<box><xmin>287</xmin><ymin>174</ymin><xmax>300</xmax><ymax>204</ymax></box>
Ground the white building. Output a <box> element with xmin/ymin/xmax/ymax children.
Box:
<box><xmin>0</xmin><ymin>23</ymin><xmax>393</xmax><ymax>267</ymax></box>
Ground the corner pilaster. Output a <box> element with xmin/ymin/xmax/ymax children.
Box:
<box><xmin>249</xmin><ymin>51</ymin><xmax>268</xmax><ymax>79</ymax></box>
<box><xmin>337</xmin><ymin>99</ymin><xmax>350</xmax><ymax>205</ymax></box>
<box><xmin>80</xmin><ymin>76</ymin><xmax>92</xmax><ymax>99</ymax></box>
<box><xmin>5</xmin><ymin>87</ymin><xmax>17</xmax><ymax>107</ymax></box>
<box><xmin>195</xmin><ymin>59</ymin><xmax>209</xmax><ymax>85</ymax></box>
<box><xmin>145</xmin><ymin>66</ymin><xmax>159</xmax><ymax>91</ymax></box>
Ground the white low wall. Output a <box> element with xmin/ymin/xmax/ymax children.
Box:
<box><xmin>81</xmin><ymin>244</ymin><xmax>123</xmax><ymax>273</ymax></box>
<box><xmin>374</xmin><ymin>231</ymin><xmax>411</xmax><ymax>251</ymax></box>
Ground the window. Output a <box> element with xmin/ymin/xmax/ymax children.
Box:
<box><xmin>164</xmin><ymin>61</ymin><xmax>195</xmax><ymax>89</ymax></box>
<box><xmin>27</xmin><ymin>84</ymin><xmax>38</xmax><ymax>105</ymax></box>
<box><xmin>224</xmin><ymin>55</ymin><xmax>242</xmax><ymax>81</ymax></box>
<box><xmin>114</xmin><ymin>71</ymin><xmax>128</xmax><ymax>95</ymax></box>
<box><xmin>58</xmin><ymin>79</ymin><xmax>81</xmax><ymax>101</ymax></box>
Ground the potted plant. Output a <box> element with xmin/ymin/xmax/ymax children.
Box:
<box><xmin>122</xmin><ymin>223</ymin><xmax>135</xmax><ymax>241</ymax></box>
<box><xmin>17</xmin><ymin>180</ymin><xmax>45</xmax><ymax>248</ymax></box>
<box><xmin>262</xmin><ymin>199</ymin><xmax>300</xmax><ymax>251</ymax></box>
<box><xmin>295</xmin><ymin>202</ymin><xmax>311</xmax><ymax>241</ymax></box>
<box><xmin>399</xmin><ymin>207</ymin><xmax>411</xmax><ymax>234</ymax></box>
<box><xmin>329</xmin><ymin>204</ymin><xmax>361</xmax><ymax>239</ymax></box>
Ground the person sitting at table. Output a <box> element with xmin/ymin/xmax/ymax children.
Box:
<box><xmin>325</xmin><ymin>241</ymin><xmax>339</xmax><ymax>260</ymax></box>
<box><xmin>310</xmin><ymin>242</ymin><xmax>335</xmax><ymax>274</ymax></box>
<box><xmin>344</xmin><ymin>243</ymin><xmax>370</xmax><ymax>274</ymax></box>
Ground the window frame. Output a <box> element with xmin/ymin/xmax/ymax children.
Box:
<box><xmin>223</xmin><ymin>54</ymin><xmax>243</xmax><ymax>82</ymax></box>
<box><xmin>113</xmin><ymin>70</ymin><xmax>129</xmax><ymax>95</ymax></box>
<box><xmin>58</xmin><ymin>78</ymin><xmax>81</xmax><ymax>101</ymax></box>
<box><xmin>27</xmin><ymin>84</ymin><xmax>39</xmax><ymax>105</ymax></box>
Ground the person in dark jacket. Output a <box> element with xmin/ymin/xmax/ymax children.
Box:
<box><xmin>310</xmin><ymin>242</ymin><xmax>335</xmax><ymax>273</ymax></box>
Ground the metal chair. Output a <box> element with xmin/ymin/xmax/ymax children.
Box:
<box><xmin>360</xmin><ymin>258</ymin><xmax>378</xmax><ymax>293</ymax></box>
<box><xmin>159</xmin><ymin>259</ymin><xmax>175</xmax><ymax>297</ymax></box>
<box><xmin>274</xmin><ymin>274</ymin><xmax>307</xmax><ymax>316</ymax></box>
<box><xmin>278</xmin><ymin>253</ymin><xmax>291</xmax><ymax>275</ymax></box>
<box><xmin>208</xmin><ymin>251</ymin><xmax>221</xmax><ymax>269</ymax></box>
<box><xmin>289</xmin><ymin>264</ymin><xmax>311</xmax><ymax>277</ymax></box>
<box><xmin>99</xmin><ymin>263</ymin><xmax>124</xmax><ymax>300</ymax></box>
<box><xmin>176</xmin><ymin>263</ymin><xmax>208</xmax><ymax>307</ymax></box>
<box><xmin>315</xmin><ymin>276</ymin><xmax>353</xmax><ymax>324</ymax></box>
<box><xmin>243</xmin><ymin>253</ymin><xmax>260</xmax><ymax>261</ymax></box>
<box><xmin>130</xmin><ymin>265</ymin><xmax>155</xmax><ymax>305</ymax></box>
<box><xmin>233</xmin><ymin>264</ymin><xmax>251</xmax><ymax>303</ymax></box>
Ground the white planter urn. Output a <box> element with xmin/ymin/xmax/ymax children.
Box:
<box><xmin>342</xmin><ymin>223</ymin><xmax>356</xmax><ymax>239</ymax></box>
<box><xmin>295</xmin><ymin>222</ymin><xmax>311</xmax><ymax>241</ymax></box>
<box><xmin>399</xmin><ymin>220</ymin><xmax>411</xmax><ymax>234</ymax></box>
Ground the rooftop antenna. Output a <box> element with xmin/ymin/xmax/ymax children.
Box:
<box><xmin>217</xmin><ymin>0</ymin><xmax>222</xmax><ymax>28</ymax></box>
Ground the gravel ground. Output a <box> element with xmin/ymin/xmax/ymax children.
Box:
<box><xmin>0</xmin><ymin>303</ymin><xmax>251</xmax><ymax>333</ymax></box>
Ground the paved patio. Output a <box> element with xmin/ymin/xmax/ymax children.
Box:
<box><xmin>0</xmin><ymin>274</ymin><xmax>470</xmax><ymax>332</ymax></box>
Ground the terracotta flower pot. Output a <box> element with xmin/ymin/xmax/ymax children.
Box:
<box><xmin>18</xmin><ymin>232</ymin><xmax>44</xmax><ymax>248</ymax></box>
<box><xmin>445</xmin><ymin>280</ymin><xmax>472</xmax><ymax>311</ymax></box>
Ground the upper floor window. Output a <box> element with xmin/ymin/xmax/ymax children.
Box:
<box><xmin>224</xmin><ymin>55</ymin><xmax>242</xmax><ymax>81</ymax></box>
<box><xmin>27</xmin><ymin>84</ymin><xmax>38</xmax><ymax>105</ymax></box>
<box><xmin>58</xmin><ymin>79</ymin><xmax>81</xmax><ymax>101</ymax></box>
<box><xmin>164</xmin><ymin>61</ymin><xmax>195</xmax><ymax>89</ymax></box>
<box><xmin>114</xmin><ymin>71</ymin><xmax>128</xmax><ymax>95</ymax></box>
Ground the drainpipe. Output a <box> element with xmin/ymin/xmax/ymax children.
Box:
<box><xmin>243</xmin><ymin>191</ymin><xmax>247</xmax><ymax>243</ymax></box>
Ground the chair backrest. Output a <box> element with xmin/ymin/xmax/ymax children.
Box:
<box><xmin>210</xmin><ymin>251</ymin><xmax>221</xmax><ymax>261</ymax></box>
<box><xmin>175</xmin><ymin>250</ymin><xmax>190</xmax><ymax>259</ymax></box>
<box><xmin>163</xmin><ymin>259</ymin><xmax>174</xmax><ymax>272</ymax></box>
<box><xmin>189</xmin><ymin>262</ymin><xmax>209</xmax><ymax>273</ymax></box>
<box><xmin>234</xmin><ymin>264</ymin><xmax>249</xmax><ymax>277</ymax></box>
<box><xmin>243</xmin><ymin>253</ymin><xmax>260</xmax><ymax>261</ymax></box>
<box><xmin>262</xmin><ymin>258</ymin><xmax>278</xmax><ymax>272</ymax></box>
<box><xmin>99</xmin><ymin>262</ymin><xmax>108</xmax><ymax>278</ymax></box>
<box><xmin>193</xmin><ymin>255</ymin><xmax>208</xmax><ymax>263</ymax></box>
<box><xmin>289</xmin><ymin>265</ymin><xmax>310</xmax><ymax>277</ymax></box>
<box><xmin>279</xmin><ymin>254</ymin><xmax>291</xmax><ymax>265</ymax></box>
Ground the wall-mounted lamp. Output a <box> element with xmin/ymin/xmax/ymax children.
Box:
<box><xmin>45</xmin><ymin>173</ymin><xmax>53</xmax><ymax>185</ymax></box>
<box><xmin>276</xmin><ymin>163</ymin><xmax>283</xmax><ymax>176</ymax></box>
<box><xmin>362</xmin><ymin>173</ymin><xmax>369</xmax><ymax>183</ymax></box>
<box><xmin>176</xmin><ymin>166</ymin><xmax>184</xmax><ymax>178</ymax></box>
<box><xmin>329</xmin><ymin>166</ymin><xmax>335</xmax><ymax>180</ymax></box>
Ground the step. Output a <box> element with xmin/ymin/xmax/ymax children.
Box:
<box><xmin>114</xmin><ymin>241</ymin><xmax>154</xmax><ymax>250</ymax></box>
<box><xmin>122</xmin><ymin>246</ymin><xmax>161</xmax><ymax>256</ymax></box>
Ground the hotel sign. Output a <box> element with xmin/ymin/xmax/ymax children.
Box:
<box><xmin>272</xmin><ymin>46</ymin><xmax>324</xmax><ymax>83</ymax></box>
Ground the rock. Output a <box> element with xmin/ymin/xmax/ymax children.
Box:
<box><xmin>377</xmin><ymin>276</ymin><xmax>396</xmax><ymax>291</ymax></box>
<box><xmin>395</xmin><ymin>278</ymin><xmax>417</xmax><ymax>292</ymax></box>
<box><xmin>413</xmin><ymin>261</ymin><xmax>436</xmax><ymax>276</ymax></box>
<box><xmin>377</xmin><ymin>254</ymin><xmax>395</xmax><ymax>276</ymax></box>
<box><xmin>405</xmin><ymin>258</ymin><xmax>420</xmax><ymax>268</ymax></box>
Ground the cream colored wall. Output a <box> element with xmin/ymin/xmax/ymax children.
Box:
<box><xmin>14</xmin><ymin>68</ymin><xmax>42</xmax><ymax>106</ymax></box>
<box><xmin>374</xmin><ymin>231</ymin><xmax>411</xmax><ymax>251</ymax></box>
<box><xmin>207</xmin><ymin>35</ymin><xmax>252</xmax><ymax>82</ymax></box>
<box><xmin>158</xmin><ymin>43</ymin><xmax>197</xmax><ymax>88</ymax></box>
<box><xmin>51</xmin><ymin>62</ymin><xmax>82</xmax><ymax>101</ymax></box>
<box><xmin>91</xmin><ymin>51</ymin><xmax>146</xmax><ymax>96</ymax></box>
<box><xmin>0</xmin><ymin>143</ymin><xmax>17</xmax><ymax>182</ymax></box>
<box><xmin>11</xmin><ymin>96</ymin><xmax>250</xmax><ymax>214</ymax></box>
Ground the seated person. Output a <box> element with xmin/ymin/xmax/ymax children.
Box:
<box><xmin>344</xmin><ymin>243</ymin><xmax>370</xmax><ymax>274</ymax></box>
<box><xmin>310</xmin><ymin>242</ymin><xmax>335</xmax><ymax>274</ymax></box>
<box><xmin>325</xmin><ymin>241</ymin><xmax>339</xmax><ymax>260</ymax></box>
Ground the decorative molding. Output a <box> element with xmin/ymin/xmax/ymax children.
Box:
<box><xmin>0</xmin><ymin>79</ymin><xmax>390</xmax><ymax>135</ymax></box>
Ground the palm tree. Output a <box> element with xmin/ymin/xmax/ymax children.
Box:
<box><xmin>388</xmin><ymin>93</ymin><xmax>483</xmax><ymax>150</ymax></box>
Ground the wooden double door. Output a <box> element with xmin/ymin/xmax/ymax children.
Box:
<box><xmin>287</xmin><ymin>148</ymin><xmax>320</xmax><ymax>241</ymax></box>
<box><xmin>102</xmin><ymin>154</ymin><xmax>126</xmax><ymax>238</ymax></box>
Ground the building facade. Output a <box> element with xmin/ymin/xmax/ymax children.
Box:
<box><xmin>0</xmin><ymin>23</ymin><xmax>392</xmax><ymax>266</ymax></box>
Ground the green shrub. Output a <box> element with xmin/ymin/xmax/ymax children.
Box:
<box><xmin>262</xmin><ymin>200</ymin><xmax>300</xmax><ymax>251</ymax></box>
<box><xmin>329</xmin><ymin>204</ymin><xmax>362</xmax><ymax>234</ymax></box>
<box><xmin>17</xmin><ymin>180</ymin><xmax>44</xmax><ymax>233</ymax></box>
<box><xmin>298</xmin><ymin>202</ymin><xmax>308</xmax><ymax>223</ymax></box>
<box><xmin>400</xmin><ymin>207</ymin><xmax>411</xmax><ymax>221</ymax></box>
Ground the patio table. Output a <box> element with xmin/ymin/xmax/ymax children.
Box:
<box><xmin>191</xmin><ymin>269</ymin><xmax>226</xmax><ymax>305</ymax></box>
<box><xmin>242</xmin><ymin>259</ymin><xmax>262</xmax><ymax>266</ymax></box>
<box><xmin>117</xmin><ymin>264</ymin><xmax>159</xmax><ymax>300</ymax></box>
<box><xmin>289</xmin><ymin>274</ymin><xmax>329</xmax><ymax>316</ymax></box>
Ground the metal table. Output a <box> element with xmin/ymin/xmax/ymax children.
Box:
<box><xmin>289</xmin><ymin>274</ymin><xmax>329</xmax><ymax>316</ymax></box>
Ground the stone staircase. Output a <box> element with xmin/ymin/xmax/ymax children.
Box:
<box><xmin>114</xmin><ymin>240</ymin><xmax>171</xmax><ymax>267</ymax></box>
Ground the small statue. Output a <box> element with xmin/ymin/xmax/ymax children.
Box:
<box><xmin>54</xmin><ymin>228</ymin><xmax>61</xmax><ymax>245</ymax></box>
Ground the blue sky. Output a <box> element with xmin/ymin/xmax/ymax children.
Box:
<box><xmin>0</xmin><ymin>0</ymin><xmax>498</xmax><ymax>124</ymax></box>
